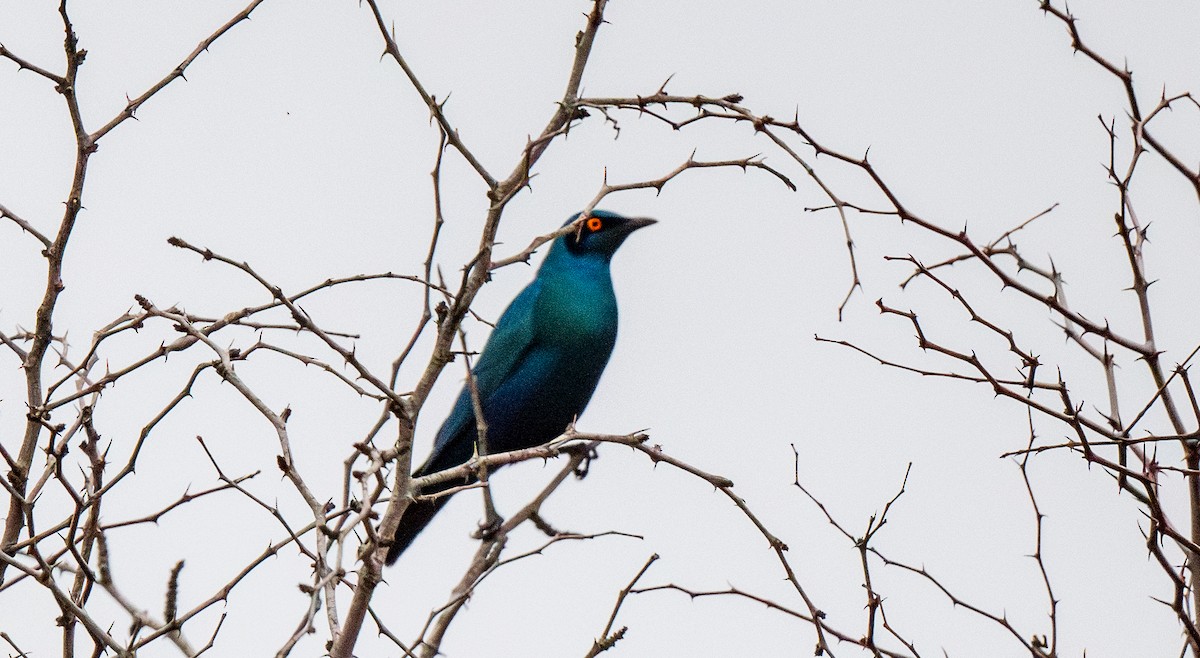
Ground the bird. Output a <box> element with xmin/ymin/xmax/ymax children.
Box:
<box><xmin>386</xmin><ymin>210</ymin><xmax>655</xmax><ymax>564</ymax></box>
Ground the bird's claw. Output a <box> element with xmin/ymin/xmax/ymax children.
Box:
<box><xmin>472</xmin><ymin>515</ymin><xmax>503</xmax><ymax>541</ymax></box>
<box><xmin>573</xmin><ymin>447</ymin><xmax>599</xmax><ymax>479</ymax></box>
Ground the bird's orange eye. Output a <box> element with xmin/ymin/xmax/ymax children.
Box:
<box><xmin>586</xmin><ymin>216</ymin><xmax>603</xmax><ymax>231</ymax></box>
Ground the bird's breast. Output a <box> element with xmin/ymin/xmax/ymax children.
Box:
<box><xmin>535</xmin><ymin>272</ymin><xmax>619</xmax><ymax>350</ymax></box>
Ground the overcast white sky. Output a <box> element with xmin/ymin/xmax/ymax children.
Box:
<box><xmin>3</xmin><ymin>1</ymin><xmax>1199</xmax><ymax>656</ymax></box>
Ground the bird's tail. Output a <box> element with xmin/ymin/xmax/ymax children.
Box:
<box><xmin>385</xmin><ymin>492</ymin><xmax>451</xmax><ymax>565</ymax></box>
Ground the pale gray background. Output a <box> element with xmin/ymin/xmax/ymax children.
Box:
<box><xmin>2</xmin><ymin>1</ymin><xmax>1197</xmax><ymax>656</ymax></box>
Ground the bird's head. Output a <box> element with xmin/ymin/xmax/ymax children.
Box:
<box><xmin>560</xmin><ymin>210</ymin><xmax>657</xmax><ymax>261</ymax></box>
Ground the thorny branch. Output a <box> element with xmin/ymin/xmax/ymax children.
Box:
<box><xmin>7</xmin><ymin>0</ymin><xmax>1200</xmax><ymax>656</ymax></box>
<box><xmin>1</xmin><ymin>2</ymin><xmax>271</xmax><ymax>654</ymax></box>
<box><xmin>790</xmin><ymin>0</ymin><xmax>1200</xmax><ymax>650</ymax></box>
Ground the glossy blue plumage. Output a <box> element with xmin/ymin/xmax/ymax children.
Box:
<box><xmin>387</xmin><ymin>210</ymin><xmax>654</xmax><ymax>564</ymax></box>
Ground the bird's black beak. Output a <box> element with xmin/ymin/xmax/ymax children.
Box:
<box><xmin>623</xmin><ymin>217</ymin><xmax>657</xmax><ymax>232</ymax></box>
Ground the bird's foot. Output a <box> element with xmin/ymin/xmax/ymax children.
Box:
<box><xmin>568</xmin><ymin>445</ymin><xmax>599</xmax><ymax>479</ymax></box>
<box><xmin>472</xmin><ymin>514</ymin><xmax>503</xmax><ymax>541</ymax></box>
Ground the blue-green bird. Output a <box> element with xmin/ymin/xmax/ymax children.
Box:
<box><xmin>387</xmin><ymin>210</ymin><xmax>656</xmax><ymax>564</ymax></box>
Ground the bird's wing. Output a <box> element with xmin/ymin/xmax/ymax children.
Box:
<box><xmin>422</xmin><ymin>279</ymin><xmax>542</xmax><ymax>471</ymax></box>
